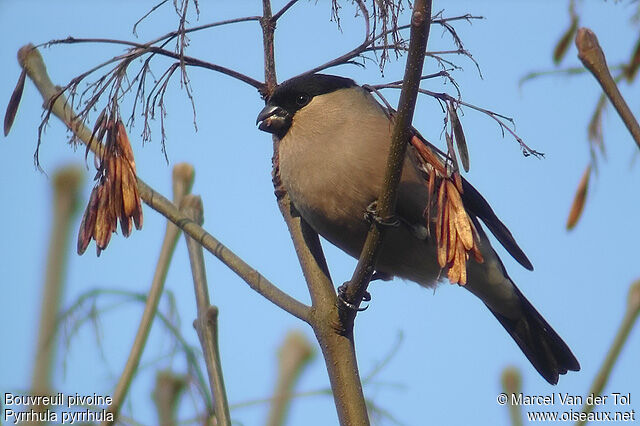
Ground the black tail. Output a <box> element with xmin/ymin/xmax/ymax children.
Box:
<box><xmin>488</xmin><ymin>285</ymin><xmax>580</xmax><ymax>385</ymax></box>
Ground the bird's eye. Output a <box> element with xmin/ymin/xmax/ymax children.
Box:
<box><xmin>296</xmin><ymin>94</ymin><xmax>310</xmax><ymax>106</ymax></box>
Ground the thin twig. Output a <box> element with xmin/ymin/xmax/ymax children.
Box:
<box><xmin>40</xmin><ymin>39</ymin><xmax>264</xmax><ymax>90</ymax></box>
<box><xmin>272</xmin><ymin>0</ymin><xmax>301</xmax><ymax>22</ymax></box>
<box><xmin>133</xmin><ymin>0</ymin><xmax>170</xmax><ymax>36</ymax></box>
<box><xmin>300</xmin><ymin>0</ymin><xmax>371</xmax><ymax>76</ymax></box>
<box><xmin>372</xmin><ymin>83</ymin><xmax>543</xmax><ymax>157</ymax></box>
<box><xmin>182</xmin><ymin>195</ymin><xmax>231</xmax><ymax>426</ymax></box>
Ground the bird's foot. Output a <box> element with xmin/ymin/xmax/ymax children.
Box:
<box><xmin>364</xmin><ymin>201</ymin><xmax>400</xmax><ymax>228</ymax></box>
<box><xmin>337</xmin><ymin>283</ymin><xmax>370</xmax><ymax>311</ymax></box>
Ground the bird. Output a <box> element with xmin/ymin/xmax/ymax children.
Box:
<box><xmin>256</xmin><ymin>73</ymin><xmax>580</xmax><ymax>385</ymax></box>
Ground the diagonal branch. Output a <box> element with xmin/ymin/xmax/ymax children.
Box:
<box><xmin>17</xmin><ymin>44</ymin><xmax>311</xmax><ymax>324</ymax></box>
<box><xmin>576</xmin><ymin>27</ymin><xmax>640</xmax><ymax>151</ymax></box>
<box><xmin>339</xmin><ymin>0</ymin><xmax>433</xmax><ymax>324</ymax></box>
<box><xmin>41</xmin><ymin>39</ymin><xmax>265</xmax><ymax>90</ymax></box>
<box><xmin>300</xmin><ymin>0</ymin><xmax>371</xmax><ymax>76</ymax></box>
<box><xmin>272</xmin><ymin>0</ymin><xmax>301</xmax><ymax>22</ymax></box>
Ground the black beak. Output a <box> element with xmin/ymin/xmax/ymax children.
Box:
<box><xmin>256</xmin><ymin>105</ymin><xmax>290</xmax><ymax>137</ymax></box>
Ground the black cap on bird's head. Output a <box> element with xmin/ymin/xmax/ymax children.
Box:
<box><xmin>256</xmin><ymin>73</ymin><xmax>356</xmax><ymax>138</ymax></box>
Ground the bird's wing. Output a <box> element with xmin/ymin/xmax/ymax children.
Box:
<box><xmin>402</xmin><ymin>130</ymin><xmax>533</xmax><ymax>271</ymax></box>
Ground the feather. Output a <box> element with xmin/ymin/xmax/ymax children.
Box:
<box><xmin>461</xmin><ymin>178</ymin><xmax>533</xmax><ymax>271</ymax></box>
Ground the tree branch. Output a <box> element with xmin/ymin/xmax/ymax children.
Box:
<box><xmin>272</xmin><ymin>0</ymin><xmax>301</xmax><ymax>22</ymax></box>
<box><xmin>41</xmin><ymin>38</ymin><xmax>264</xmax><ymax>90</ymax></box>
<box><xmin>103</xmin><ymin>164</ymin><xmax>194</xmax><ymax>426</ymax></box>
<box><xmin>576</xmin><ymin>280</ymin><xmax>640</xmax><ymax>426</ymax></box>
<box><xmin>576</xmin><ymin>27</ymin><xmax>640</xmax><ymax>151</ymax></box>
<box><xmin>266</xmin><ymin>331</ymin><xmax>314</xmax><ymax>426</ymax></box>
<box><xmin>339</xmin><ymin>0</ymin><xmax>433</xmax><ymax>323</ymax></box>
<box><xmin>259</xmin><ymin>1</ymin><xmax>372</xmax><ymax>424</ymax></box>
<box><xmin>17</xmin><ymin>44</ymin><xmax>311</xmax><ymax>324</ymax></box>
<box><xmin>182</xmin><ymin>195</ymin><xmax>231</xmax><ymax>426</ymax></box>
<box><xmin>30</xmin><ymin>167</ymin><xmax>83</xmax><ymax>420</ymax></box>
<box><xmin>501</xmin><ymin>367</ymin><xmax>524</xmax><ymax>426</ymax></box>
<box><xmin>299</xmin><ymin>0</ymin><xmax>371</xmax><ymax>76</ymax></box>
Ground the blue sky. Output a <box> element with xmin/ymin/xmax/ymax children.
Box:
<box><xmin>1</xmin><ymin>1</ymin><xmax>639</xmax><ymax>425</ymax></box>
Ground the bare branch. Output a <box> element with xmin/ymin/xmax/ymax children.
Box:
<box><xmin>339</xmin><ymin>0</ymin><xmax>434</xmax><ymax>322</ymax></box>
<box><xmin>103</xmin><ymin>164</ymin><xmax>193</xmax><ymax>426</ymax></box>
<box><xmin>18</xmin><ymin>44</ymin><xmax>311</xmax><ymax>324</ymax></box>
<box><xmin>272</xmin><ymin>0</ymin><xmax>301</xmax><ymax>22</ymax></box>
<box><xmin>372</xmin><ymin>83</ymin><xmax>543</xmax><ymax>158</ymax></box>
<box><xmin>302</xmin><ymin>7</ymin><xmax>482</xmax><ymax>78</ymax></box>
<box><xmin>133</xmin><ymin>0</ymin><xmax>170</xmax><ymax>36</ymax></box>
<box><xmin>41</xmin><ymin>38</ymin><xmax>264</xmax><ymax>89</ymax></box>
<box><xmin>30</xmin><ymin>167</ymin><xmax>83</xmax><ymax>419</ymax></box>
<box><xmin>576</xmin><ymin>27</ymin><xmax>640</xmax><ymax>151</ymax></box>
<box><xmin>576</xmin><ymin>280</ymin><xmax>640</xmax><ymax>426</ymax></box>
<box><xmin>182</xmin><ymin>195</ymin><xmax>231</xmax><ymax>426</ymax></box>
<box><xmin>300</xmin><ymin>0</ymin><xmax>371</xmax><ymax>76</ymax></box>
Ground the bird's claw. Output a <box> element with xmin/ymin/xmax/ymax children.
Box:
<box><xmin>337</xmin><ymin>283</ymin><xmax>370</xmax><ymax>311</ymax></box>
<box><xmin>364</xmin><ymin>201</ymin><xmax>400</xmax><ymax>227</ymax></box>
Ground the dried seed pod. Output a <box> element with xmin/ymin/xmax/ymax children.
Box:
<box><xmin>456</xmin><ymin>238</ymin><xmax>468</xmax><ymax>285</ymax></box>
<box><xmin>455</xmin><ymin>212</ymin><xmax>473</xmax><ymax>251</ymax></box>
<box><xmin>132</xmin><ymin>185</ymin><xmax>143</xmax><ymax>230</ymax></box>
<box><xmin>77</xmin><ymin>112</ymin><xmax>143</xmax><ymax>255</ymax></box>
<box><xmin>116</xmin><ymin>120</ymin><xmax>136</xmax><ymax>171</ymax></box>
<box><xmin>121</xmin><ymin>161</ymin><xmax>137</xmax><ymax>217</ymax></box>
<box><xmin>448</xmin><ymin>103</ymin><xmax>470</xmax><ymax>172</ymax></box>
<box><xmin>77</xmin><ymin>186</ymin><xmax>100</xmax><ymax>255</ymax></box>
<box><xmin>566</xmin><ymin>164</ymin><xmax>591</xmax><ymax>230</ymax></box>
<box><xmin>428</xmin><ymin>167</ymin><xmax>436</xmax><ymax>202</ymax></box>
<box><xmin>447</xmin><ymin>181</ymin><xmax>473</xmax><ymax>250</ymax></box>
<box><xmin>553</xmin><ymin>13</ymin><xmax>578</xmax><ymax>64</ymax></box>
<box><xmin>447</xmin><ymin>203</ymin><xmax>457</xmax><ymax>264</ymax></box>
<box><xmin>435</xmin><ymin>180</ymin><xmax>446</xmax><ymax>245</ymax></box>
<box><xmin>445</xmin><ymin>131</ymin><xmax>459</xmax><ymax>173</ymax></box>
<box><xmin>94</xmin><ymin>183</ymin><xmax>112</xmax><ymax>255</ymax></box>
<box><xmin>625</xmin><ymin>33</ymin><xmax>640</xmax><ymax>82</ymax></box>
<box><xmin>4</xmin><ymin>69</ymin><xmax>26</xmax><ymax>136</ymax></box>
<box><xmin>411</xmin><ymin>135</ymin><xmax>447</xmax><ymax>175</ymax></box>
<box><xmin>587</xmin><ymin>95</ymin><xmax>606</xmax><ymax>156</ymax></box>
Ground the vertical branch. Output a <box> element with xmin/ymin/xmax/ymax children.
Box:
<box><xmin>182</xmin><ymin>195</ymin><xmax>232</xmax><ymax>426</ymax></box>
<box><xmin>152</xmin><ymin>370</ymin><xmax>187</xmax><ymax>426</ymax></box>
<box><xmin>576</xmin><ymin>280</ymin><xmax>640</xmax><ymax>426</ymax></box>
<box><xmin>104</xmin><ymin>164</ymin><xmax>194</xmax><ymax>426</ymax></box>
<box><xmin>501</xmin><ymin>367</ymin><xmax>523</xmax><ymax>426</ymax></box>
<box><xmin>266</xmin><ymin>331</ymin><xmax>315</xmax><ymax>426</ymax></box>
<box><xmin>31</xmin><ymin>166</ymin><xmax>83</xmax><ymax>420</ymax></box>
<box><xmin>259</xmin><ymin>1</ymin><xmax>371</xmax><ymax>424</ymax></box>
<box><xmin>260</xmin><ymin>0</ymin><xmax>335</xmax><ymax>307</ymax></box>
<box><xmin>341</xmin><ymin>0</ymin><xmax>433</xmax><ymax>319</ymax></box>
<box><xmin>320</xmin><ymin>3</ymin><xmax>434</xmax><ymax>422</ymax></box>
